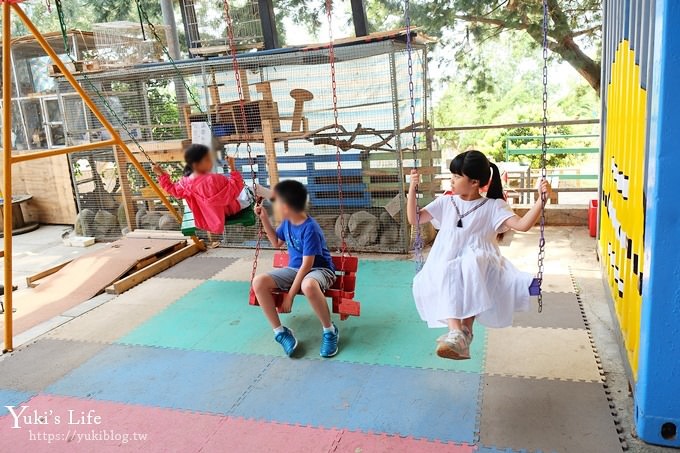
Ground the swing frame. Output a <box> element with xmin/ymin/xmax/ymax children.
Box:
<box><xmin>0</xmin><ymin>0</ymin><xmax>202</xmax><ymax>352</ymax></box>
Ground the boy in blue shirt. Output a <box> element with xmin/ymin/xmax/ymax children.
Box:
<box><xmin>253</xmin><ymin>180</ymin><xmax>339</xmax><ymax>358</ymax></box>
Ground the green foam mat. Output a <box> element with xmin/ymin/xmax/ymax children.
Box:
<box><xmin>119</xmin><ymin>260</ymin><xmax>486</xmax><ymax>372</ymax></box>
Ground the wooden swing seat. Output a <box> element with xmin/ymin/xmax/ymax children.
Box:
<box><xmin>249</xmin><ymin>252</ymin><xmax>361</xmax><ymax>320</ymax></box>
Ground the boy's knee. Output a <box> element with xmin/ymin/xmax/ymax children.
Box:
<box><xmin>253</xmin><ymin>274</ymin><xmax>272</xmax><ymax>292</ymax></box>
<box><xmin>301</xmin><ymin>278</ymin><xmax>320</xmax><ymax>295</ymax></box>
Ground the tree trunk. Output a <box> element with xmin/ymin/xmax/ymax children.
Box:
<box><xmin>551</xmin><ymin>36</ymin><xmax>601</xmax><ymax>94</ymax></box>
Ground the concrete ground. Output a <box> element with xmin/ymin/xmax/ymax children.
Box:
<box><xmin>0</xmin><ymin>225</ymin><xmax>107</xmax><ymax>288</ymax></box>
<box><xmin>0</xmin><ymin>226</ymin><xmax>670</xmax><ymax>452</ymax></box>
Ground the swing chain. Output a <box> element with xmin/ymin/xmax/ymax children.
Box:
<box><xmin>537</xmin><ymin>0</ymin><xmax>549</xmax><ymax>313</ymax></box>
<box><xmin>222</xmin><ymin>0</ymin><xmax>263</xmax><ymax>282</ymax></box>
<box><xmin>325</xmin><ymin>0</ymin><xmax>347</xmax><ymax>255</ymax></box>
<box><xmin>405</xmin><ymin>0</ymin><xmax>423</xmax><ymax>271</ymax></box>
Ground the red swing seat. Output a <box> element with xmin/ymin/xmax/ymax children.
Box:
<box><xmin>249</xmin><ymin>252</ymin><xmax>361</xmax><ymax>320</ymax></box>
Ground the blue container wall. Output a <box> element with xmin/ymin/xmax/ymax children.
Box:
<box><xmin>602</xmin><ymin>0</ymin><xmax>680</xmax><ymax>447</ymax></box>
<box><xmin>636</xmin><ymin>0</ymin><xmax>680</xmax><ymax>447</ymax></box>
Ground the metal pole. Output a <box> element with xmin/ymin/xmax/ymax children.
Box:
<box><xmin>3</xmin><ymin>1</ymin><xmax>14</xmax><ymax>352</ymax></box>
<box><xmin>350</xmin><ymin>0</ymin><xmax>369</xmax><ymax>37</ymax></box>
<box><xmin>257</xmin><ymin>0</ymin><xmax>279</xmax><ymax>49</ymax></box>
<box><xmin>160</xmin><ymin>0</ymin><xmax>181</xmax><ymax>60</ymax></box>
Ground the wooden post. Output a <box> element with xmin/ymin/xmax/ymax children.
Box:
<box><xmin>238</xmin><ymin>68</ymin><xmax>250</xmax><ymax>101</ymax></box>
<box><xmin>113</xmin><ymin>145</ymin><xmax>136</xmax><ymax>231</ymax></box>
<box><xmin>262</xmin><ymin>120</ymin><xmax>279</xmax><ymax>187</ymax></box>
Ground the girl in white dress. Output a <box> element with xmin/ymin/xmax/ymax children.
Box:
<box><xmin>408</xmin><ymin>150</ymin><xmax>550</xmax><ymax>360</ymax></box>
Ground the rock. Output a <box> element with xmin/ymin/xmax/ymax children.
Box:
<box><xmin>379</xmin><ymin>211</ymin><xmax>401</xmax><ymax>247</ymax></box>
<box><xmin>158</xmin><ymin>213</ymin><xmax>180</xmax><ymax>231</ymax></box>
<box><xmin>348</xmin><ymin>211</ymin><xmax>379</xmax><ymax>246</ymax></box>
<box><xmin>135</xmin><ymin>207</ymin><xmax>148</xmax><ymax>229</ymax></box>
<box><xmin>117</xmin><ymin>204</ymin><xmax>128</xmax><ymax>229</ymax></box>
<box><xmin>93</xmin><ymin>210</ymin><xmax>118</xmax><ymax>237</ymax></box>
<box><xmin>334</xmin><ymin>213</ymin><xmax>351</xmax><ymax>242</ymax></box>
<box><xmin>74</xmin><ymin>209</ymin><xmax>95</xmax><ymax>236</ymax></box>
<box><xmin>140</xmin><ymin>211</ymin><xmax>164</xmax><ymax>230</ymax></box>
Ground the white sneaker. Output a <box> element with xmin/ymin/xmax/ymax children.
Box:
<box><xmin>436</xmin><ymin>329</ymin><xmax>471</xmax><ymax>360</ymax></box>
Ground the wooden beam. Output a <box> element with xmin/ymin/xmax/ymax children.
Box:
<box><xmin>113</xmin><ymin>145</ymin><xmax>136</xmax><ymax>231</ymax></box>
<box><xmin>26</xmin><ymin>260</ymin><xmax>73</xmax><ymax>288</ymax></box>
<box><xmin>105</xmin><ymin>241</ymin><xmax>202</xmax><ymax>295</ymax></box>
<box><xmin>262</xmin><ymin>120</ymin><xmax>279</xmax><ymax>186</ymax></box>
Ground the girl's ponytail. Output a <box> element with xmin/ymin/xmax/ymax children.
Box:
<box><xmin>487</xmin><ymin>162</ymin><xmax>505</xmax><ymax>200</ymax></box>
<box><xmin>183</xmin><ymin>163</ymin><xmax>193</xmax><ymax>177</ymax></box>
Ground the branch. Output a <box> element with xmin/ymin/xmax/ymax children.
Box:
<box><xmin>570</xmin><ymin>25</ymin><xmax>601</xmax><ymax>38</ymax></box>
<box><xmin>454</xmin><ymin>14</ymin><xmax>529</xmax><ymax>32</ymax></box>
<box><xmin>308</xmin><ymin>122</ymin><xmax>424</xmax><ymax>153</ymax></box>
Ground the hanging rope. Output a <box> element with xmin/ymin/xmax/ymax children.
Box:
<box><xmin>324</xmin><ymin>0</ymin><xmax>348</xmax><ymax>256</ymax></box>
<box><xmin>404</xmin><ymin>0</ymin><xmax>423</xmax><ymax>271</ymax></box>
<box><xmin>134</xmin><ymin>0</ymin><xmax>208</xmax><ymax>124</ymax></box>
<box><xmin>136</xmin><ymin>1</ymin><xmax>147</xmax><ymax>41</ymax></box>
<box><xmin>536</xmin><ymin>0</ymin><xmax>549</xmax><ymax>313</ymax></box>
<box><xmin>221</xmin><ymin>0</ymin><xmax>263</xmax><ymax>283</ymax></box>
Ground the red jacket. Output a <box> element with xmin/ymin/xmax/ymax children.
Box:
<box><xmin>159</xmin><ymin>171</ymin><xmax>244</xmax><ymax>234</ymax></box>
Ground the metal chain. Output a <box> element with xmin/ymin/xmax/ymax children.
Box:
<box><xmin>55</xmin><ymin>0</ymin><xmax>156</xmax><ymax>166</ymax></box>
<box><xmin>222</xmin><ymin>0</ymin><xmax>263</xmax><ymax>283</ymax></box>
<box><xmin>405</xmin><ymin>0</ymin><xmax>423</xmax><ymax>272</ymax></box>
<box><xmin>537</xmin><ymin>0</ymin><xmax>549</xmax><ymax>313</ymax></box>
<box><xmin>325</xmin><ymin>0</ymin><xmax>348</xmax><ymax>255</ymax></box>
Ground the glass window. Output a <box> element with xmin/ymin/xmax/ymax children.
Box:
<box><xmin>21</xmin><ymin>100</ymin><xmax>46</xmax><ymax>149</ymax></box>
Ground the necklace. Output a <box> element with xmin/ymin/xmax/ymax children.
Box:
<box><xmin>451</xmin><ymin>197</ymin><xmax>489</xmax><ymax>228</ymax></box>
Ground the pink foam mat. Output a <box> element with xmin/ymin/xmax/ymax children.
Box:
<box><xmin>0</xmin><ymin>395</ymin><xmax>475</xmax><ymax>452</ymax></box>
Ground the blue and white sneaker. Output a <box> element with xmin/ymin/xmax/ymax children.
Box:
<box><xmin>320</xmin><ymin>323</ymin><xmax>339</xmax><ymax>358</ymax></box>
<box><xmin>275</xmin><ymin>327</ymin><xmax>298</xmax><ymax>357</ymax></box>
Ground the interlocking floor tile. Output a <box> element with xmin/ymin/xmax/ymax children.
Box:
<box><xmin>485</xmin><ymin>327</ymin><xmax>601</xmax><ymax>382</ymax></box>
<box><xmin>45</xmin><ymin>344</ymin><xmax>479</xmax><ymax>444</ymax></box>
<box><xmin>0</xmin><ymin>394</ymin><xmax>475</xmax><ymax>452</ymax></box>
<box><xmin>47</xmin><ymin>279</ymin><xmax>202</xmax><ymax>343</ymax></box>
<box><xmin>212</xmin><ymin>257</ymin><xmax>276</xmax><ymax>281</ymax></box>
<box><xmin>46</xmin><ymin>345</ymin><xmax>272</xmax><ymax>414</ymax></box>
<box><xmin>236</xmin><ymin>359</ymin><xmax>481</xmax><ymax>443</ymax></box>
<box><xmin>0</xmin><ymin>389</ymin><xmax>33</xmax><ymax>416</ymax></box>
<box><xmin>513</xmin><ymin>292</ymin><xmax>586</xmax><ymax>329</ymax></box>
<box><xmin>158</xmin><ymin>256</ymin><xmax>237</xmax><ymax>279</ymax></box>
<box><xmin>479</xmin><ymin>375</ymin><xmax>621</xmax><ymax>453</ymax></box>
<box><xmin>333</xmin><ymin>431</ymin><xmax>474</xmax><ymax>452</ymax></box>
<box><xmin>0</xmin><ymin>339</ymin><xmax>105</xmax><ymax>392</ymax></box>
<box><xmin>0</xmin><ymin>394</ymin><xmax>224</xmax><ymax>452</ymax></box>
<box><xmin>120</xmin><ymin>279</ymin><xmax>486</xmax><ymax>373</ymax></box>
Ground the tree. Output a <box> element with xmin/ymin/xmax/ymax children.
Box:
<box><xmin>278</xmin><ymin>0</ymin><xmax>601</xmax><ymax>94</ymax></box>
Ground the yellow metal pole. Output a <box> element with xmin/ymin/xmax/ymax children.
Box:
<box><xmin>3</xmin><ymin>1</ymin><xmax>14</xmax><ymax>352</ymax></box>
<box><xmin>11</xmin><ymin>4</ymin><xmax>182</xmax><ymax>223</ymax></box>
<box><xmin>11</xmin><ymin>139</ymin><xmax>118</xmax><ymax>163</ymax></box>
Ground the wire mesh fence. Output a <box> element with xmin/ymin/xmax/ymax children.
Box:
<box><xmin>50</xmin><ymin>35</ymin><xmax>434</xmax><ymax>253</ymax></box>
<box><xmin>182</xmin><ymin>0</ymin><xmax>264</xmax><ymax>55</ymax></box>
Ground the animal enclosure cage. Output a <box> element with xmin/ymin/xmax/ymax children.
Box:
<box><xmin>55</xmin><ymin>32</ymin><xmax>435</xmax><ymax>253</ymax></box>
<box><xmin>93</xmin><ymin>21</ymin><xmax>167</xmax><ymax>67</ymax></box>
<box><xmin>182</xmin><ymin>0</ymin><xmax>264</xmax><ymax>55</ymax></box>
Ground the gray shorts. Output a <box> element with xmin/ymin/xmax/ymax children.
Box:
<box><xmin>268</xmin><ymin>267</ymin><xmax>336</xmax><ymax>292</ymax></box>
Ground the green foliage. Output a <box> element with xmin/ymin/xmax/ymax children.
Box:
<box><xmin>146</xmin><ymin>79</ymin><xmax>182</xmax><ymax>141</ymax></box>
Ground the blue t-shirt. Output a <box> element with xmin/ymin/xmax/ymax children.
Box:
<box><xmin>276</xmin><ymin>217</ymin><xmax>335</xmax><ymax>271</ymax></box>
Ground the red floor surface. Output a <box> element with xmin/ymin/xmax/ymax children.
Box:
<box><xmin>0</xmin><ymin>395</ymin><xmax>474</xmax><ymax>452</ymax></box>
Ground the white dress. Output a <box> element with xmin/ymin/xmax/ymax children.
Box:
<box><xmin>413</xmin><ymin>195</ymin><xmax>533</xmax><ymax>328</ymax></box>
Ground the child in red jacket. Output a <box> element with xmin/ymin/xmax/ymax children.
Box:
<box><xmin>153</xmin><ymin>144</ymin><xmax>271</xmax><ymax>234</ymax></box>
